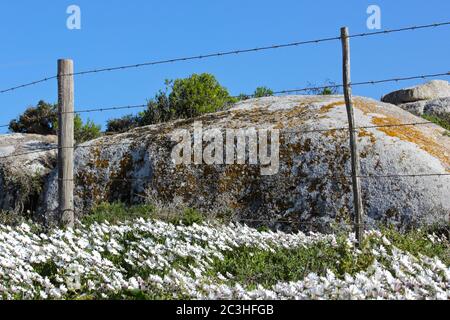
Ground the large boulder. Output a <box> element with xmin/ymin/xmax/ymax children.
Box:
<box><xmin>39</xmin><ymin>95</ymin><xmax>450</xmax><ymax>231</ymax></box>
<box><xmin>381</xmin><ymin>80</ymin><xmax>450</xmax><ymax>105</ymax></box>
<box><xmin>398</xmin><ymin>97</ymin><xmax>450</xmax><ymax>123</ymax></box>
<box><xmin>0</xmin><ymin>134</ymin><xmax>57</xmax><ymax>213</ymax></box>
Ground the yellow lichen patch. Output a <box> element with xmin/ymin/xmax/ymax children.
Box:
<box><xmin>372</xmin><ymin>116</ymin><xmax>450</xmax><ymax>169</ymax></box>
<box><xmin>358</xmin><ymin>129</ymin><xmax>376</xmax><ymax>144</ymax></box>
<box><xmin>353</xmin><ymin>98</ymin><xmax>379</xmax><ymax>114</ymax></box>
<box><xmin>319</xmin><ymin>101</ymin><xmax>346</xmax><ymax>114</ymax></box>
<box><xmin>352</xmin><ymin>98</ymin><xmax>449</xmax><ymax>169</ymax></box>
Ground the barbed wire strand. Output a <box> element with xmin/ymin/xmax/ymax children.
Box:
<box><xmin>55</xmin><ymin>71</ymin><xmax>450</xmax><ymax>115</ymax></box>
<box><xmin>1</xmin><ymin>21</ymin><xmax>449</xmax><ymax>95</ymax></box>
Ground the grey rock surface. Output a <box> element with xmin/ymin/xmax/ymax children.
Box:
<box><xmin>37</xmin><ymin>95</ymin><xmax>449</xmax><ymax>231</ymax></box>
<box><xmin>381</xmin><ymin>80</ymin><xmax>450</xmax><ymax>105</ymax></box>
<box><xmin>399</xmin><ymin>97</ymin><xmax>450</xmax><ymax>123</ymax></box>
<box><xmin>0</xmin><ymin>134</ymin><xmax>56</xmax><ymax>213</ymax></box>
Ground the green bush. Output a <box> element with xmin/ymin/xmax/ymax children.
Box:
<box><xmin>106</xmin><ymin>114</ymin><xmax>141</xmax><ymax>134</ymax></box>
<box><xmin>237</xmin><ymin>86</ymin><xmax>274</xmax><ymax>101</ymax></box>
<box><xmin>9</xmin><ymin>100</ymin><xmax>57</xmax><ymax>135</ymax></box>
<box><xmin>74</xmin><ymin>118</ymin><xmax>102</xmax><ymax>143</ymax></box>
<box><xmin>422</xmin><ymin>114</ymin><xmax>450</xmax><ymax>135</ymax></box>
<box><xmin>168</xmin><ymin>74</ymin><xmax>235</xmax><ymax>119</ymax></box>
<box><xmin>252</xmin><ymin>86</ymin><xmax>274</xmax><ymax>98</ymax></box>
<box><xmin>82</xmin><ymin>202</ymin><xmax>205</xmax><ymax>227</ymax></box>
<box><xmin>307</xmin><ymin>80</ymin><xmax>341</xmax><ymax>95</ymax></box>
<box><xmin>82</xmin><ymin>202</ymin><xmax>156</xmax><ymax>226</ymax></box>
<box><xmin>9</xmin><ymin>100</ymin><xmax>101</xmax><ymax>143</ymax></box>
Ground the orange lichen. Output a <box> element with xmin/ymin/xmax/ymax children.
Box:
<box><xmin>358</xmin><ymin>129</ymin><xmax>376</xmax><ymax>144</ymax></box>
<box><xmin>350</xmin><ymin>98</ymin><xmax>450</xmax><ymax>169</ymax></box>
<box><xmin>371</xmin><ymin>116</ymin><xmax>450</xmax><ymax>168</ymax></box>
<box><xmin>319</xmin><ymin>101</ymin><xmax>346</xmax><ymax>114</ymax></box>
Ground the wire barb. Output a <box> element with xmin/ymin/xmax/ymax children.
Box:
<box><xmin>1</xmin><ymin>21</ymin><xmax>449</xmax><ymax>95</ymax></box>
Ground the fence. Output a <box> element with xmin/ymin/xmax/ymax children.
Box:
<box><xmin>0</xmin><ymin>23</ymin><xmax>449</xmax><ymax>246</ymax></box>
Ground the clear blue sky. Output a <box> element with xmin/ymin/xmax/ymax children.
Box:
<box><xmin>1</xmin><ymin>0</ymin><xmax>449</xmax><ymax>132</ymax></box>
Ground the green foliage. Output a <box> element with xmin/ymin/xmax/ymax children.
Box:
<box><xmin>207</xmin><ymin>227</ymin><xmax>450</xmax><ymax>288</ymax></box>
<box><xmin>140</xmin><ymin>86</ymin><xmax>174</xmax><ymax>126</ymax></box>
<box><xmin>422</xmin><ymin>114</ymin><xmax>450</xmax><ymax>136</ymax></box>
<box><xmin>381</xmin><ymin>226</ymin><xmax>450</xmax><ymax>265</ymax></box>
<box><xmin>177</xmin><ymin>208</ymin><xmax>203</xmax><ymax>226</ymax></box>
<box><xmin>9</xmin><ymin>100</ymin><xmax>101</xmax><ymax>143</ymax></box>
<box><xmin>252</xmin><ymin>86</ymin><xmax>274</xmax><ymax>98</ymax></box>
<box><xmin>106</xmin><ymin>114</ymin><xmax>141</xmax><ymax>134</ymax></box>
<box><xmin>75</xmin><ymin>118</ymin><xmax>101</xmax><ymax>143</ymax></box>
<box><xmin>106</xmin><ymin>74</ymin><xmax>235</xmax><ymax>133</ymax></box>
<box><xmin>81</xmin><ymin>202</ymin><xmax>155</xmax><ymax>226</ymax></box>
<box><xmin>82</xmin><ymin>202</ymin><xmax>205</xmax><ymax>227</ymax></box>
<box><xmin>208</xmin><ymin>236</ymin><xmax>374</xmax><ymax>288</ymax></box>
<box><xmin>9</xmin><ymin>100</ymin><xmax>57</xmax><ymax>135</ymax></box>
<box><xmin>307</xmin><ymin>80</ymin><xmax>341</xmax><ymax>95</ymax></box>
<box><xmin>168</xmin><ymin>74</ymin><xmax>234</xmax><ymax>118</ymax></box>
<box><xmin>237</xmin><ymin>86</ymin><xmax>274</xmax><ymax>101</ymax></box>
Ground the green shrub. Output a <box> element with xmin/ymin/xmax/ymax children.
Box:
<box><xmin>82</xmin><ymin>202</ymin><xmax>205</xmax><ymax>226</ymax></box>
<box><xmin>307</xmin><ymin>80</ymin><xmax>341</xmax><ymax>95</ymax></box>
<box><xmin>252</xmin><ymin>86</ymin><xmax>274</xmax><ymax>98</ymax></box>
<box><xmin>422</xmin><ymin>114</ymin><xmax>450</xmax><ymax>135</ymax></box>
<box><xmin>168</xmin><ymin>74</ymin><xmax>235</xmax><ymax>119</ymax></box>
<box><xmin>9</xmin><ymin>100</ymin><xmax>101</xmax><ymax>143</ymax></box>
<box><xmin>74</xmin><ymin>118</ymin><xmax>101</xmax><ymax>143</ymax></box>
<box><xmin>236</xmin><ymin>86</ymin><xmax>274</xmax><ymax>101</ymax></box>
<box><xmin>106</xmin><ymin>114</ymin><xmax>141</xmax><ymax>134</ymax></box>
<box><xmin>9</xmin><ymin>100</ymin><xmax>57</xmax><ymax>135</ymax></box>
<box><xmin>82</xmin><ymin>202</ymin><xmax>155</xmax><ymax>226</ymax></box>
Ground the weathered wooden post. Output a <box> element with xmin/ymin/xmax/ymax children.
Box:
<box><xmin>340</xmin><ymin>27</ymin><xmax>364</xmax><ymax>246</ymax></box>
<box><xmin>57</xmin><ymin>59</ymin><xmax>75</xmax><ymax>228</ymax></box>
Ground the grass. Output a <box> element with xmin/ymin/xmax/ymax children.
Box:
<box><xmin>422</xmin><ymin>114</ymin><xmax>450</xmax><ymax>135</ymax></box>
<box><xmin>206</xmin><ymin>227</ymin><xmax>449</xmax><ymax>288</ymax></box>
<box><xmin>80</xmin><ymin>202</ymin><xmax>206</xmax><ymax>227</ymax></box>
<box><xmin>381</xmin><ymin>226</ymin><xmax>450</xmax><ymax>265</ymax></box>
<box><xmin>207</xmin><ymin>237</ymin><xmax>374</xmax><ymax>288</ymax></box>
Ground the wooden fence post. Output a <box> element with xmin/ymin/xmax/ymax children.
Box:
<box><xmin>57</xmin><ymin>59</ymin><xmax>75</xmax><ymax>228</ymax></box>
<box><xmin>340</xmin><ymin>27</ymin><xmax>364</xmax><ymax>246</ymax></box>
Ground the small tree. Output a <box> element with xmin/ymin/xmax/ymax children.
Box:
<box><xmin>75</xmin><ymin>118</ymin><xmax>102</xmax><ymax>142</ymax></box>
<box><xmin>9</xmin><ymin>100</ymin><xmax>57</xmax><ymax>135</ymax></box>
<box><xmin>106</xmin><ymin>114</ymin><xmax>141</xmax><ymax>134</ymax></box>
<box><xmin>252</xmin><ymin>86</ymin><xmax>274</xmax><ymax>98</ymax></box>
<box><xmin>169</xmin><ymin>73</ymin><xmax>234</xmax><ymax>119</ymax></box>
<box><xmin>9</xmin><ymin>100</ymin><xmax>101</xmax><ymax>143</ymax></box>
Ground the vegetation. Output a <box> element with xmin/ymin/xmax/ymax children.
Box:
<box><xmin>9</xmin><ymin>100</ymin><xmax>101</xmax><ymax>143</ymax></box>
<box><xmin>106</xmin><ymin>74</ymin><xmax>236</xmax><ymax>133</ymax></box>
<box><xmin>106</xmin><ymin>114</ymin><xmax>141</xmax><ymax>134</ymax></box>
<box><xmin>0</xmin><ymin>214</ymin><xmax>448</xmax><ymax>299</ymax></box>
<box><xmin>106</xmin><ymin>74</ymin><xmax>276</xmax><ymax>134</ymax></box>
<box><xmin>306</xmin><ymin>79</ymin><xmax>341</xmax><ymax>95</ymax></box>
<box><xmin>422</xmin><ymin>114</ymin><xmax>450</xmax><ymax>136</ymax></box>
<box><xmin>237</xmin><ymin>86</ymin><xmax>274</xmax><ymax>101</ymax></box>
<box><xmin>81</xmin><ymin>201</ymin><xmax>205</xmax><ymax>227</ymax></box>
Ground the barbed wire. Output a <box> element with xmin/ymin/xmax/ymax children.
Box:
<box><xmin>1</xmin><ymin>21</ymin><xmax>449</xmax><ymax>95</ymax></box>
<box><xmin>0</xmin><ymin>76</ymin><xmax>57</xmax><ymax>95</ymax></box>
<box><xmin>0</xmin><ymin>146</ymin><xmax>57</xmax><ymax>160</ymax></box>
<box><xmin>55</xmin><ymin>172</ymin><xmax>450</xmax><ymax>190</ymax></box>
<box><xmin>57</xmin><ymin>22</ymin><xmax>450</xmax><ymax>78</ymax></box>
<box><xmin>56</xmin><ymin>71</ymin><xmax>450</xmax><ymax>115</ymax></box>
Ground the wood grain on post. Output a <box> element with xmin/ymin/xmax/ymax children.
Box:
<box><xmin>340</xmin><ymin>27</ymin><xmax>364</xmax><ymax>245</ymax></box>
<box><xmin>57</xmin><ymin>59</ymin><xmax>75</xmax><ymax>228</ymax></box>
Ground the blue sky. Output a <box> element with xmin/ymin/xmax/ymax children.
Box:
<box><xmin>0</xmin><ymin>0</ymin><xmax>449</xmax><ymax>132</ymax></box>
